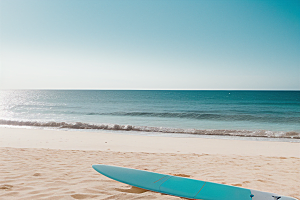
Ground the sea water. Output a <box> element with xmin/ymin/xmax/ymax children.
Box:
<box><xmin>0</xmin><ymin>90</ymin><xmax>299</xmax><ymax>141</ymax></box>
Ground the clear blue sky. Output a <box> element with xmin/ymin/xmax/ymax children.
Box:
<box><xmin>1</xmin><ymin>0</ymin><xmax>299</xmax><ymax>90</ymax></box>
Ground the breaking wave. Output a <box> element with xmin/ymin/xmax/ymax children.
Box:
<box><xmin>1</xmin><ymin>119</ymin><xmax>299</xmax><ymax>139</ymax></box>
<box><xmin>86</xmin><ymin>111</ymin><xmax>300</xmax><ymax>124</ymax></box>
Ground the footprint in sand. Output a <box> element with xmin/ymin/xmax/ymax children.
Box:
<box><xmin>232</xmin><ymin>183</ymin><xmax>243</xmax><ymax>187</ymax></box>
<box><xmin>172</xmin><ymin>174</ymin><xmax>191</xmax><ymax>178</ymax></box>
<box><xmin>115</xmin><ymin>186</ymin><xmax>148</xmax><ymax>194</ymax></box>
<box><xmin>0</xmin><ymin>184</ymin><xmax>13</xmax><ymax>190</ymax></box>
<box><xmin>257</xmin><ymin>179</ymin><xmax>265</xmax><ymax>182</ymax></box>
<box><xmin>71</xmin><ymin>194</ymin><xmax>98</xmax><ymax>199</ymax></box>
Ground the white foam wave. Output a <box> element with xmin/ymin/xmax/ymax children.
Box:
<box><xmin>0</xmin><ymin>119</ymin><xmax>299</xmax><ymax>139</ymax></box>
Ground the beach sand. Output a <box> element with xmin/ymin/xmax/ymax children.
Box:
<box><xmin>0</xmin><ymin>128</ymin><xmax>299</xmax><ymax>199</ymax></box>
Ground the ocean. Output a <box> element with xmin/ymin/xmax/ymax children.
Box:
<box><xmin>0</xmin><ymin>90</ymin><xmax>299</xmax><ymax>141</ymax></box>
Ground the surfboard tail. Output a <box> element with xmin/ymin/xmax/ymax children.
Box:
<box><xmin>250</xmin><ymin>189</ymin><xmax>298</xmax><ymax>200</ymax></box>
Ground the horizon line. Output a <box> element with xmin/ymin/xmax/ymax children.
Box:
<box><xmin>1</xmin><ymin>89</ymin><xmax>299</xmax><ymax>91</ymax></box>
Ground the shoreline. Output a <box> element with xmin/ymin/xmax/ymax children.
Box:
<box><xmin>0</xmin><ymin>127</ymin><xmax>299</xmax><ymax>157</ymax></box>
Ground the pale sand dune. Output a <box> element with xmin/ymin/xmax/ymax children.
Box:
<box><xmin>0</xmin><ymin>127</ymin><xmax>299</xmax><ymax>199</ymax></box>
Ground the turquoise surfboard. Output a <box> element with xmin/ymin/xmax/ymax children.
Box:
<box><xmin>92</xmin><ymin>165</ymin><xmax>297</xmax><ymax>200</ymax></box>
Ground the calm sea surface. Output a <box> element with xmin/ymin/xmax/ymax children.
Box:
<box><xmin>0</xmin><ymin>90</ymin><xmax>299</xmax><ymax>140</ymax></box>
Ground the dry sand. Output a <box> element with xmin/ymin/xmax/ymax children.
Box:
<box><xmin>0</xmin><ymin>127</ymin><xmax>299</xmax><ymax>199</ymax></box>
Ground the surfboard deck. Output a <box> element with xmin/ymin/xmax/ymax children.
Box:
<box><xmin>92</xmin><ymin>164</ymin><xmax>297</xmax><ymax>200</ymax></box>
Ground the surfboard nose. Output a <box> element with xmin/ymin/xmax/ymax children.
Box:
<box><xmin>92</xmin><ymin>164</ymin><xmax>112</xmax><ymax>176</ymax></box>
<box><xmin>92</xmin><ymin>164</ymin><xmax>103</xmax><ymax>171</ymax></box>
<box><xmin>92</xmin><ymin>164</ymin><xmax>171</xmax><ymax>192</ymax></box>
